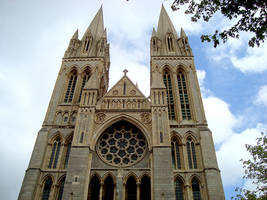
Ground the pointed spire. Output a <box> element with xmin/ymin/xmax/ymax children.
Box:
<box><xmin>152</xmin><ymin>27</ymin><xmax>157</xmax><ymax>37</ymax></box>
<box><xmin>157</xmin><ymin>5</ymin><xmax>178</xmax><ymax>39</ymax></box>
<box><xmin>82</xmin><ymin>6</ymin><xmax>105</xmax><ymax>41</ymax></box>
<box><xmin>180</xmin><ymin>27</ymin><xmax>187</xmax><ymax>38</ymax></box>
<box><xmin>72</xmin><ymin>29</ymin><xmax>79</xmax><ymax>39</ymax></box>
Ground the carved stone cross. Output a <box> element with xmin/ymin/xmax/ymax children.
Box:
<box><xmin>123</xmin><ymin>69</ymin><xmax>128</xmax><ymax>76</ymax></box>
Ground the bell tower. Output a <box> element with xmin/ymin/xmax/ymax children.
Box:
<box><xmin>150</xmin><ymin>5</ymin><xmax>225</xmax><ymax>200</ymax></box>
<box><xmin>18</xmin><ymin>6</ymin><xmax>110</xmax><ymax>200</ymax></box>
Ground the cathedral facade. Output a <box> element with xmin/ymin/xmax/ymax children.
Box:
<box><xmin>19</xmin><ymin>6</ymin><xmax>225</xmax><ymax>200</ymax></box>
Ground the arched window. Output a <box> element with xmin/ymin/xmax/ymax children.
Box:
<box><xmin>57</xmin><ymin>177</ymin><xmax>65</xmax><ymax>200</ymax></box>
<box><xmin>78</xmin><ymin>68</ymin><xmax>91</xmax><ymax>102</ymax></box>
<box><xmin>48</xmin><ymin>137</ymin><xmax>61</xmax><ymax>169</ymax></box>
<box><xmin>186</xmin><ymin>138</ymin><xmax>197</xmax><ymax>169</ymax></box>
<box><xmin>192</xmin><ymin>178</ymin><xmax>201</xmax><ymax>200</ymax></box>
<box><xmin>166</xmin><ymin>33</ymin><xmax>174</xmax><ymax>51</ymax></box>
<box><xmin>140</xmin><ymin>176</ymin><xmax>151</xmax><ymax>200</ymax></box>
<box><xmin>103</xmin><ymin>176</ymin><xmax>114</xmax><ymax>200</ymax></box>
<box><xmin>41</xmin><ymin>177</ymin><xmax>53</xmax><ymax>200</ymax></box>
<box><xmin>126</xmin><ymin>176</ymin><xmax>137</xmax><ymax>200</ymax></box>
<box><xmin>64</xmin><ymin>70</ymin><xmax>77</xmax><ymax>103</ymax></box>
<box><xmin>171</xmin><ymin>138</ymin><xmax>182</xmax><ymax>169</ymax></box>
<box><xmin>151</xmin><ymin>37</ymin><xmax>157</xmax><ymax>51</ymax></box>
<box><xmin>64</xmin><ymin>136</ymin><xmax>72</xmax><ymax>169</ymax></box>
<box><xmin>174</xmin><ymin>178</ymin><xmax>184</xmax><ymax>200</ymax></box>
<box><xmin>177</xmin><ymin>71</ymin><xmax>191</xmax><ymax>120</ymax></box>
<box><xmin>83</xmin><ymin>36</ymin><xmax>93</xmax><ymax>53</ymax></box>
<box><xmin>88</xmin><ymin>175</ymin><xmax>100</xmax><ymax>200</ymax></box>
<box><xmin>163</xmin><ymin>69</ymin><xmax>175</xmax><ymax>120</ymax></box>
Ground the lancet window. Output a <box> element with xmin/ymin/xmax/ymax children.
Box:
<box><xmin>64</xmin><ymin>136</ymin><xmax>72</xmax><ymax>169</ymax></box>
<box><xmin>186</xmin><ymin>138</ymin><xmax>197</xmax><ymax>169</ymax></box>
<box><xmin>171</xmin><ymin>138</ymin><xmax>182</xmax><ymax>169</ymax></box>
<box><xmin>48</xmin><ymin>137</ymin><xmax>61</xmax><ymax>169</ymax></box>
<box><xmin>177</xmin><ymin>71</ymin><xmax>191</xmax><ymax>120</ymax></box>
<box><xmin>83</xmin><ymin>36</ymin><xmax>93</xmax><ymax>53</ymax></box>
<box><xmin>192</xmin><ymin>178</ymin><xmax>201</xmax><ymax>200</ymax></box>
<box><xmin>163</xmin><ymin>69</ymin><xmax>175</xmax><ymax>120</ymax></box>
<box><xmin>166</xmin><ymin>33</ymin><xmax>174</xmax><ymax>51</ymax></box>
<box><xmin>41</xmin><ymin>177</ymin><xmax>53</xmax><ymax>200</ymax></box>
<box><xmin>151</xmin><ymin>37</ymin><xmax>157</xmax><ymax>51</ymax></box>
<box><xmin>88</xmin><ymin>175</ymin><xmax>100</xmax><ymax>200</ymax></box>
<box><xmin>78</xmin><ymin>69</ymin><xmax>91</xmax><ymax>102</ymax></box>
<box><xmin>57</xmin><ymin>177</ymin><xmax>65</xmax><ymax>200</ymax></box>
<box><xmin>174</xmin><ymin>178</ymin><xmax>184</xmax><ymax>200</ymax></box>
<box><xmin>64</xmin><ymin>70</ymin><xmax>77</xmax><ymax>103</ymax></box>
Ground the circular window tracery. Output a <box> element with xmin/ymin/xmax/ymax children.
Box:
<box><xmin>96</xmin><ymin>120</ymin><xmax>148</xmax><ymax>167</ymax></box>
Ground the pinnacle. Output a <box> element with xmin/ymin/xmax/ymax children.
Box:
<box><xmin>180</xmin><ymin>27</ymin><xmax>187</xmax><ymax>38</ymax></box>
<box><xmin>72</xmin><ymin>29</ymin><xmax>78</xmax><ymax>39</ymax></box>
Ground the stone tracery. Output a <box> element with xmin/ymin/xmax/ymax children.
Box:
<box><xmin>96</xmin><ymin>120</ymin><xmax>147</xmax><ymax>167</ymax></box>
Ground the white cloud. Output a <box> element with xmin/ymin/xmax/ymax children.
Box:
<box><xmin>203</xmin><ymin>96</ymin><xmax>238</xmax><ymax>144</ymax></box>
<box><xmin>231</xmin><ymin>42</ymin><xmax>267</xmax><ymax>73</ymax></box>
<box><xmin>254</xmin><ymin>85</ymin><xmax>267</xmax><ymax>107</ymax></box>
<box><xmin>217</xmin><ymin>125</ymin><xmax>264</xmax><ymax>186</ymax></box>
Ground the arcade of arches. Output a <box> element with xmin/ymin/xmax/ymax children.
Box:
<box><xmin>88</xmin><ymin>175</ymin><xmax>151</xmax><ymax>200</ymax></box>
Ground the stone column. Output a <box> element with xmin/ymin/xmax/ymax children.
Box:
<box><xmin>184</xmin><ymin>184</ymin><xmax>191</xmax><ymax>200</ymax></box>
<box><xmin>116</xmin><ymin>169</ymin><xmax>123</xmax><ymax>200</ymax></box>
<box><xmin>137</xmin><ymin>183</ymin><xmax>140</xmax><ymax>200</ymax></box>
<box><xmin>99</xmin><ymin>182</ymin><xmax>103</xmax><ymax>200</ymax></box>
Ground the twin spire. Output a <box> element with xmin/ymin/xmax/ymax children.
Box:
<box><xmin>153</xmin><ymin>5</ymin><xmax>187</xmax><ymax>40</ymax></box>
<box><xmin>82</xmin><ymin>6</ymin><xmax>105</xmax><ymax>41</ymax></box>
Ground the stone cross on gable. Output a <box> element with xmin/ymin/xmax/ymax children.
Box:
<box><xmin>123</xmin><ymin>69</ymin><xmax>128</xmax><ymax>76</ymax></box>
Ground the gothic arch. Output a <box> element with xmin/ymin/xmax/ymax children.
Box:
<box><xmin>176</xmin><ymin>64</ymin><xmax>190</xmax><ymax>74</ymax></box>
<box><xmin>189</xmin><ymin>174</ymin><xmax>202</xmax><ymax>184</ymax></box>
<box><xmin>55</xmin><ymin>175</ymin><xmax>66</xmax><ymax>200</ymax></box>
<box><xmin>90</xmin><ymin>172</ymin><xmax>101</xmax><ymax>182</ymax></box>
<box><xmin>174</xmin><ymin>175</ymin><xmax>185</xmax><ymax>200</ymax></box>
<box><xmin>65</xmin><ymin>66</ymin><xmax>78</xmax><ymax>75</ymax></box>
<box><xmin>41</xmin><ymin>174</ymin><xmax>55</xmax><ymax>184</ymax></box>
<box><xmin>174</xmin><ymin>174</ymin><xmax>185</xmax><ymax>184</ymax></box>
<box><xmin>171</xmin><ymin>131</ymin><xmax>182</xmax><ymax>142</ymax></box>
<box><xmin>139</xmin><ymin>173</ymin><xmax>150</xmax><ymax>181</ymax></box>
<box><xmin>81</xmin><ymin>65</ymin><xmax>92</xmax><ymax>73</ymax></box>
<box><xmin>102</xmin><ymin>172</ymin><xmax>116</xmax><ymax>184</ymax></box>
<box><xmin>190</xmin><ymin>175</ymin><xmax>202</xmax><ymax>200</ymax></box>
<box><xmin>183</xmin><ymin>131</ymin><xmax>198</xmax><ymax>142</ymax></box>
<box><xmin>91</xmin><ymin>114</ymin><xmax>152</xmax><ymax>151</ymax></box>
<box><xmin>123</xmin><ymin>172</ymin><xmax>139</xmax><ymax>185</ymax></box>
<box><xmin>161</xmin><ymin>65</ymin><xmax>175</xmax><ymax>73</ymax></box>
<box><xmin>48</xmin><ymin>132</ymin><xmax>63</xmax><ymax>144</ymax></box>
<box><xmin>39</xmin><ymin>175</ymin><xmax>54</xmax><ymax>200</ymax></box>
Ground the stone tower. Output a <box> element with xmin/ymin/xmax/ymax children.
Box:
<box><xmin>19</xmin><ymin>5</ymin><xmax>225</xmax><ymax>200</ymax></box>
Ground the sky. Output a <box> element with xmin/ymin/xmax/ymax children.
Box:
<box><xmin>0</xmin><ymin>0</ymin><xmax>266</xmax><ymax>199</ymax></box>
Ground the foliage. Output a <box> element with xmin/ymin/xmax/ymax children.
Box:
<box><xmin>171</xmin><ymin>0</ymin><xmax>267</xmax><ymax>47</ymax></box>
<box><xmin>231</xmin><ymin>132</ymin><xmax>267</xmax><ymax>200</ymax></box>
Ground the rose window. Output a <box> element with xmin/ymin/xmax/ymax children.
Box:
<box><xmin>96</xmin><ymin>120</ymin><xmax>148</xmax><ymax>167</ymax></box>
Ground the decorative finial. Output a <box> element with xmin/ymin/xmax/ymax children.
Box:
<box><xmin>123</xmin><ymin>69</ymin><xmax>128</xmax><ymax>76</ymax></box>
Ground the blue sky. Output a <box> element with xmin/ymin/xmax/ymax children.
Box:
<box><xmin>0</xmin><ymin>0</ymin><xmax>266</xmax><ymax>199</ymax></box>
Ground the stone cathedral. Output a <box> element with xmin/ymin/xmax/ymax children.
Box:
<box><xmin>19</xmin><ymin>5</ymin><xmax>225</xmax><ymax>200</ymax></box>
